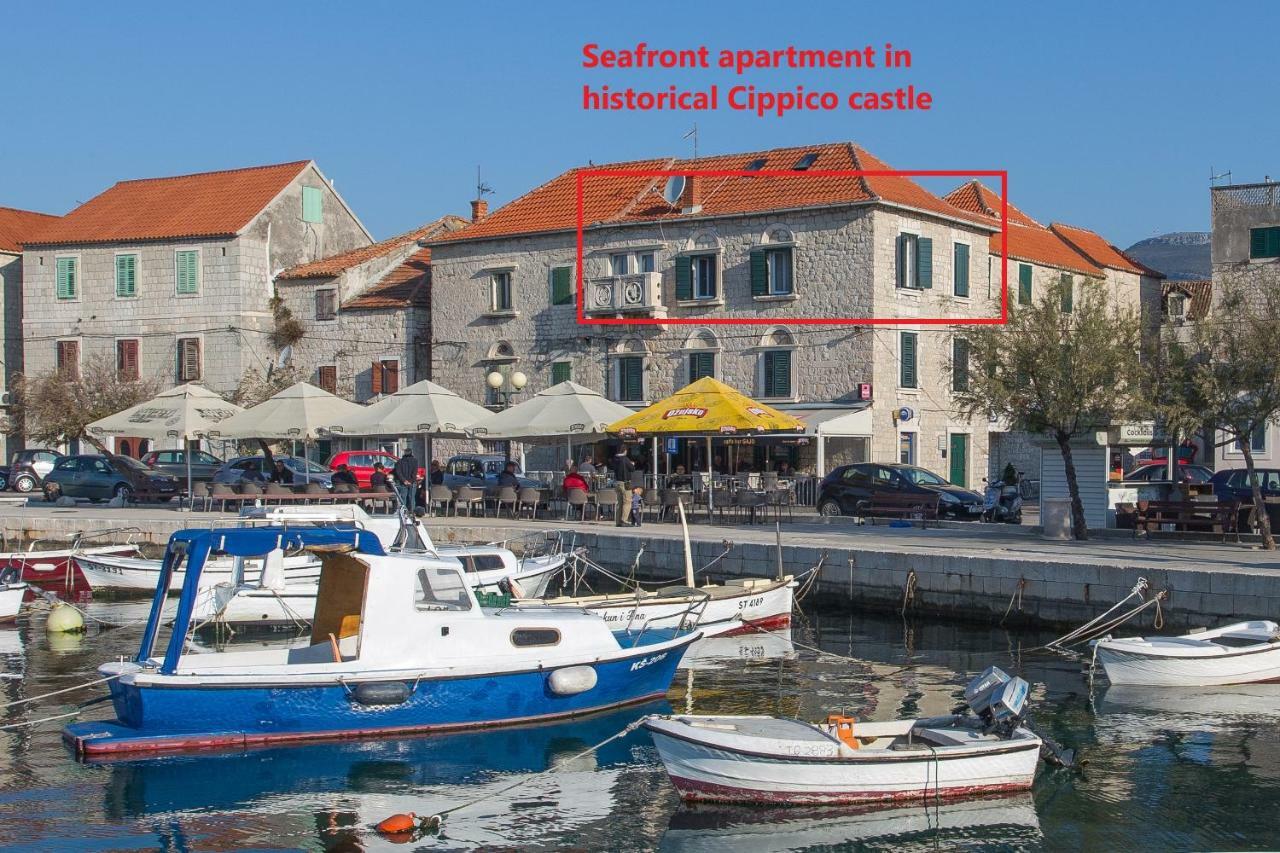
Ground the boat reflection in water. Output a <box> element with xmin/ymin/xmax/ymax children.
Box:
<box><xmin>659</xmin><ymin>791</ymin><xmax>1042</xmax><ymax>852</ymax></box>
<box><xmin>99</xmin><ymin>700</ymin><xmax>665</xmax><ymax>848</ymax></box>
<box><xmin>679</xmin><ymin>628</ymin><xmax>796</xmax><ymax>671</ymax></box>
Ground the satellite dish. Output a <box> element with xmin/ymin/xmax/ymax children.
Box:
<box><xmin>663</xmin><ymin>176</ymin><xmax>686</xmax><ymax>205</ymax></box>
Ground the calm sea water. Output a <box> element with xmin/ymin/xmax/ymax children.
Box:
<box><xmin>2</xmin><ymin>598</ymin><xmax>1279</xmax><ymax>852</ymax></box>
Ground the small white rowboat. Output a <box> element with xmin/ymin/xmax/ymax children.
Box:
<box><xmin>0</xmin><ymin>581</ymin><xmax>28</xmax><ymax>623</ymax></box>
<box><xmin>643</xmin><ymin>713</ymin><xmax>1042</xmax><ymax>805</ymax></box>
<box><xmin>1093</xmin><ymin>620</ymin><xmax>1280</xmax><ymax>687</ymax></box>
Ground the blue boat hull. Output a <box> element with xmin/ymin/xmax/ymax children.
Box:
<box><xmin>65</xmin><ymin>637</ymin><xmax>693</xmax><ymax>757</ymax></box>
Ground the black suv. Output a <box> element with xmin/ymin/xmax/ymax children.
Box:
<box><xmin>817</xmin><ymin>462</ymin><xmax>985</xmax><ymax>519</ymax></box>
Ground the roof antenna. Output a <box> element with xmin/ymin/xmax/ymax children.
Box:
<box><xmin>475</xmin><ymin>166</ymin><xmax>494</xmax><ymax>201</ymax></box>
<box><xmin>1209</xmin><ymin>166</ymin><xmax>1232</xmax><ymax>186</ymax></box>
<box><xmin>682</xmin><ymin>123</ymin><xmax>699</xmax><ymax>159</ymax></box>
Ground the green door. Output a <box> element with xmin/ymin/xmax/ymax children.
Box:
<box><xmin>948</xmin><ymin>433</ymin><xmax>968</xmax><ymax>487</ymax></box>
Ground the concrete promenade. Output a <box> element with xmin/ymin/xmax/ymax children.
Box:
<box><xmin>2</xmin><ymin>504</ymin><xmax>1278</xmax><ymax>629</ymax></box>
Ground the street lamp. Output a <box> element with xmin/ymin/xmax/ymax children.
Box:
<box><xmin>485</xmin><ymin>369</ymin><xmax>527</xmax><ymax>460</ymax></box>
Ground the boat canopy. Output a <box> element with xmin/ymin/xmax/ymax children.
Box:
<box><xmin>137</xmin><ymin>527</ymin><xmax>387</xmax><ymax>674</ymax></box>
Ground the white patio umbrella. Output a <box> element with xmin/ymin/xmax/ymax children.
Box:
<box><xmin>208</xmin><ymin>382</ymin><xmax>365</xmax><ymax>482</ymax></box>
<box><xmin>330</xmin><ymin>379</ymin><xmax>491</xmax><ymax>437</ymax></box>
<box><xmin>469</xmin><ymin>380</ymin><xmax>635</xmax><ymax>463</ymax></box>
<box><xmin>87</xmin><ymin>383</ymin><xmax>245</xmax><ymax>500</ymax></box>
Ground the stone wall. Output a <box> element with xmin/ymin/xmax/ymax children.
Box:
<box><xmin>0</xmin><ymin>252</ymin><xmax>22</xmax><ymax>458</ymax></box>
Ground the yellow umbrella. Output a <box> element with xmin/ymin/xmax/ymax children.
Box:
<box><xmin>607</xmin><ymin>377</ymin><xmax>805</xmax><ymax>437</ymax></box>
<box><xmin>607</xmin><ymin>378</ymin><xmax>804</xmax><ymax>507</ymax></box>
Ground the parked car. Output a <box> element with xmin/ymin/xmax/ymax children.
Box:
<box><xmin>7</xmin><ymin>448</ymin><xmax>62</xmax><ymax>493</ymax></box>
<box><xmin>42</xmin><ymin>454</ymin><xmax>180</xmax><ymax>503</ymax></box>
<box><xmin>210</xmin><ymin>455</ymin><xmax>334</xmax><ymax>488</ymax></box>
<box><xmin>325</xmin><ymin>450</ymin><xmax>423</xmax><ymax>488</ymax></box>
<box><xmin>1123</xmin><ymin>463</ymin><xmax>1214</xmax><ymax>483</ymax></box>
<box><xmin>1209</xmin><ymin>467</ymin><xmax>1280</xmax><ymax>503</ymax></box>
<box><xmin>442</xmin><ymin>454</ymin><xmax>539</xmax><ymax>490</ymax></box>
<box><xmin>140</xmin><ymin>449</ymin><xmax>224</xmax><ymax>482</ymax></box>
<box><xmin>816</xmin><ymin>462</ymin><xmax>985</xmax><ymax>520</ymax></box>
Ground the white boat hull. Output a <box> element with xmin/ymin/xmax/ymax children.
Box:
<box><xmin>75</xmin><ymin>553</ymin><xmax>321</xmax><ymax>592</ymax></box>
<box><xmin>542</xmin><ymin>579</ymin><xmax>794</xmax><ymax>639</ymax></box>
<box><xmin>645</xmin><ymin>715</ymin><xmax>1041</xmax><ymax>805</ymax></box>
<box><xmin>1095</xmin><ymin>620</ymin><xmax>1280</xmax><ymax>687</ymax></box>
<box><xmin>0</xmin><ymin>584</ymin><xmax>26</xmax><ymax>623</ymax></box>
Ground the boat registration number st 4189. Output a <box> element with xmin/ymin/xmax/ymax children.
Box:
<box><xmin>630</xmin><ymin>651</ymin><xmax>669</xmax><ymax>672</ymax></box>
<box><xmin>738</xmin><ymin>596</ymin><xmax>764</xmax><ymax>610</ymax></box>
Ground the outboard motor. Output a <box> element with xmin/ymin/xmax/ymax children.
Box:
<box><xmin>964</xmin><ymin>666</ymin><xmax>1029</xmax><ymax>736</ymax></box>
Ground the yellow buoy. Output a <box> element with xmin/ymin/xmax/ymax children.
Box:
<box><xmin>46</xmin><ymin>603</ymin><xmax>86</xmax><ymax>634</ymax></box>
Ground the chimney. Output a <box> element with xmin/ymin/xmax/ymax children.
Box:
<box><xmin>680</xmin><ymin>176</ymin><xmax>702</xmax><ymax>214</ymax></box>
<box><xmin>470</xmin><ymin>198</ymin><xmax>489</xmax><ymax>223</ymax></box>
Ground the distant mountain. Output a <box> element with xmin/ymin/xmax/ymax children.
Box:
<box><xmin>1124</xmin><ymin>232</ymin><xmax>1210</xmax><ymax>281</ymax></box>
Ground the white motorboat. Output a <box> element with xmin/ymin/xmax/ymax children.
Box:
<box><xmin>0</xmin><ymin>577</ymin><xmax>27</xmax><ymax>623</ymax></box>
<box><xmin>644</xmin><ymin>667</ymin><xmax>1042</xmax><ymax>805</ymax></box>
<box><xmin>76</xmin><ymin>551</ymin><xmax>322</xmax><ymax>592</ymax></box>
<box><xmin>1092</xmin><ymin>620</ymin><xmax>1280</xmax><ymax>687</ymax></box>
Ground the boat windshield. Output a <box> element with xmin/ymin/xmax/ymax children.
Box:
<box><xmin>415</xmin><ymin>566</ymin><xmax>473</xmax><ymax>611</ymax></box>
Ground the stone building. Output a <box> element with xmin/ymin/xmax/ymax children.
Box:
<box><xmin>427</xmin><ymin>142</ymin><xmax>1008</xmax><ymax>485</ymax></box>
<box><xmin>1209</xmin><ymin>179</ymin><xmax>1280</xmax><ymax>469</ymax></box>
<box><xmin>0</xmin><ymin>205</ymin><xmax>60</xmax><ymax>459</ymax></box>
<box><xmin>20</xmin><ymin>160</ymin><xmax>372</xmax><ymax>449</ymax></box>
<box><xmin>272</xmin><ymin>214</ymin><xmax>467</xmax><ymax>456</ymax></box>
<box><xmin>941</xmin><ymin>182</ymin><xmax>1164</xmax><ymax>482</ymax></box>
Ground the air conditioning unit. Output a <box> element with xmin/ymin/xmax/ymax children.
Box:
<box><xmin>585</xmin><ymin>273</ymin><xmax>664</xmax><ymax>316</ymax></box>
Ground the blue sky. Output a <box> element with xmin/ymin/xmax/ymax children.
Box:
<box><xmin>3</xmin><ymin>1</ymin><xmax>1275</xmax><ymax>247</ymax></box>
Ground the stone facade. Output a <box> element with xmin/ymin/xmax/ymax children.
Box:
<box><xmin>20</xmin><ymin>164</ymin><xmax>371</xmax><ymax>402</ymax></box>
<box><xmin>429</xmin><ymin>199</ymin><xmax>1000</xmax><ymax>486</ymax></box>
<box><xmin>0</xmin><ymin>250</ymin><xmax>22</xmax><ymax>458</ymax></box>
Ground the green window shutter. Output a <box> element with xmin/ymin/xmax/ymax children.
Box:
<box><xmin>764</xmin><ymin>350</ymin><xmax>791</xmax><ymax>397</ymax></box>
<box><xmin>900</xmin><ymin>332</ymin><xmax>918</xmax><ymax>388</ymax></box>
<box><xmin>56</xmin><ymin>258</ymin><xmax>76</xmax><ymax>299</ymax></box>
<box><xmin>176</xmin><ymin>251</ymin><xmax>199</xmax><ymax>294</ymax></box>
<box><xmin>1060</xmin><ymin>273</ymin><xmax>1073</xmax><ymax>313</ymax></box>
<box><xmin>1018</xmin><ymin>264</ymin><xmax>1032</xmax><ymax>305</ymax></box>
<box><xmin>750</xmin><ymin>249</ymin><xmax>768</xmax><ymax>296</ymax></box>
<box><xmin>675</xmin><ymin>256</ymin><xmax>693</xmax><ymax>300</ymax></box>
<box><xmin>953</xmin><ymin>244</ymin><xmax>969</xmax><ymax>297</ymax></box>
<box><xmin>952</xmin><ymin>338</ymin><xmax>969</xmax><ymax>391</ymax></box>
<box><xmin>689</xmin><ymin>351</ymin><xmax>714</xmax><ymax>383</ymax></box>
<box><xmin>551</xmin><ymin>361</ymin><xmax>571</xmax><ymax>385</ymax></box>
<box><xmin>550</xmin><ymin>267</ymin><xmax>573</xmax><ymax>305</ymax></box>
<box><xmin>896</xmin><ymin>235</ymin><xmax>907</xmax><ymax>288</ymax></box>
<box><xmin>302</xmin><ymin>186</ymin><xmax>323</xmax><ymax>223</ymax></box>
<box><xmin>1269</xmin><ymin>228</ymin><xmax>1280</xmax><ymax>258</ymax></box>
<box><xmin>1251</xmin><ymin>228</ymin><xmax>1270</xmax><ymax>258</ymax></box>
<box><xmin>620</xmin><ymin>357</ymin><xmax>643</xmax><ymax>401</ymax></box>
<box><xmin>917</xmin><ymin>237</ymin><xmax>933</xmax><ymax>289</ymax></box>
<box><xmin>116</xmin><ymin>254</ymin><xmax>137</xmax><ymax>297</ymax></box>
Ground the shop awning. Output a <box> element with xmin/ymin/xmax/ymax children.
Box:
<box><xmin>791</xmin><ymin>406</ymin><xmax>873</xmax><ymax>437</ymax></box>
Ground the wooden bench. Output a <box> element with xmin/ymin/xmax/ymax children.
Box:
<box><xmin>858</xmin><ymin>492</ymin><xmax>941</xmax><ymax>528</ymax></box>
<box><xmin>1134</xmin><ymin>499</ymin><xmax>1240</xmax><ymax>542</ymax></box>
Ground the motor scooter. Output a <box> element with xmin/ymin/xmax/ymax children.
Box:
<box><xmin>982</xmin><ymin>472</ymin><xmax>1024</xmax><ymax>524</ymax></box>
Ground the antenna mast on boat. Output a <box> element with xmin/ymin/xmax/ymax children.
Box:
<box><xmin>677</xmin><ymin>499</ymin><xmax>696</xmax><ymax>588</ymax></box>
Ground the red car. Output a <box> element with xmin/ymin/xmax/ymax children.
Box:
<box><xmin>325</xmin><ymin>450</ymin><xmax>424</xmax><ymax>488</ymax></box>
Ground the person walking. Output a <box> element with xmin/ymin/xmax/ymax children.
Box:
<box><xmin>611</xmin><ymin>449</ymin><xmax>635</xmax><ymax>526</ymax></box>
<box><xmin>394</xmin><ymin>448</ymin><xmax>420</xmax><ymax>515</ymax></box>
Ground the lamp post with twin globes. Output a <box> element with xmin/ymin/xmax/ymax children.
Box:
<box><xmin>485</xmin><ymin>369</ymin><xmax>527</xmax><ymax>462</ymax></box>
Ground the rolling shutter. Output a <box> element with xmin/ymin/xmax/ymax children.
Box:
<box><xmin>900</xmin><ymin>332</ymin><xmax>918</xmax><ymax>388</ymax></box>
<box><xmin>953</xmin><ymin>243</ymin><xmax>969</xmax><ymax>297</ymax></box>
<box><xmin>917</xmin><ymin>238</ymin><xmax>932</xmax><ymax>289</ymax></box>
<box><xmin>675</xmin><ymin>256</ymin><xmax>693</xmax><ymax>300</ymax></box>
<box><xmin>750</xmin><ymin>250</ymin><xmax>768</xmax><ymax>296</ymax></box>
<box><xmin>551</xmin><ymin>267</ymin><xmax>573</xmax><ymax>305</ymax></box>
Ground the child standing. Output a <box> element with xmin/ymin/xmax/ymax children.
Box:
<box><xmin>631</xmin><ymin>487</ymin><xmax>645</xmax><ymax>527</ymax></box>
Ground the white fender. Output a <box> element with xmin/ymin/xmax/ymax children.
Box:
<box><xmin>548</xmin><ymin>665</ymin><xmax>597</xmax><ymax>696</ymax></box>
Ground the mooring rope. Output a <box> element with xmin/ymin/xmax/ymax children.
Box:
<box><xmin>0</xmin><ymin>709</ymin><xmax>82</xmax><ymax>732</ymax></box>
<box><xmin>1</xmin><ymin>673</ymin><xmax>122</xmax><ymax>710</ymax></box>
<box><xmin>901</xmin><ymin>569</ymin><xmax>918</xmax><ymax>616</ymax></box>
<box><xmin>1000</xmin><ymin>577</ymin><xmax>1027</xmax><ymax>626</ymax></box>
<box><xmin>1034</xmin><ymin>578</ymin><xmax>1150</xmax><ymax>651</ymax></box>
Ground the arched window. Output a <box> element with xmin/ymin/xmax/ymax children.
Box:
<box><xmin>757</xmin><ymin>326</ymin><xmax>796</xmax><ymax>399</ymax></box>
<box><xmin>682</xmin><ymin>328</ymin><xmax>719</xmax><ymax>384</ymax></box>
<box><xmin>486</xmin><ymin>341</ymin><xmax>517</xmax><ymax>362</ymax></box>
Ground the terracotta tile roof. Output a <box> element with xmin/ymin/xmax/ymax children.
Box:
<box><xmin>1049</xmin><ymin>222</ymin><xmax>1156</xmax><ymax>277</ymax></box>
<box><xmin>432</xmin><ymin>142</ymin><xmax>995</xmax><ymax>244</ymax></box>
<box><xmin>942</xmin><ymin>181</ymin><xmax>1041</xmax><ymax>227</ymax></box>
<box><xmin>1162</xmin><ymin>279</ymin><xmax>1212</xmax><ymax>320</ymax></box>
<box><xmin>24</xmin><ymin>160</ymin><xmax>311</xmax><ymax>247</ymax></box>
<box><xmin>342</xmin><ymin>248</ymin><xmax>431</xmax><ymax>310</ymax></box>
<box><xmin>278</xmin><ymin>215</ymin><xmax>467</xmax><ymax>280</ymax></box>
<box><xmin>0</xmin><ymin>205</ymin><xmax>60</xmax><ymax>253</ymax></box>
<box><xmin>999</xmin><ymin>223</ymin><xmax>1102</xmax><ymax>276</ymax></box>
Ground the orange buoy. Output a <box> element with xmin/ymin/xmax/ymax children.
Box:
<box><xmin>376</xmin><ymin>813</ymin><xmax>418</xmax><ymax>834</ymax></box>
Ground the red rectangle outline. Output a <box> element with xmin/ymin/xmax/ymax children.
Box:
<box><xmin>574</xmin><ymin>168</ymin><xmax>1008</xmax><ymax>326</ymax></box>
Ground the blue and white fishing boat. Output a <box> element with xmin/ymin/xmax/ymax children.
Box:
<box><xmin>63</xmin><ymin>526</ymin><xmax>699</xmax><ymax>757</ymax></box>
